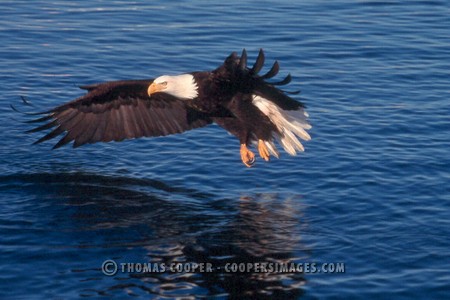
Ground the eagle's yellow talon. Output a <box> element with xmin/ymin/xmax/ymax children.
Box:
<box><xmin>240</xmin><ymin>144</ymin><xmax>255</xmax><ymax>167</ymax></box>
<box><xmin>258</xmin><ymin>139</ymin><xmax>270</xmax><ymax>161</ymax></box>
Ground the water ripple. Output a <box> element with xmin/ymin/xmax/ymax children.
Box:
<box><xmin>1</xmin><ymin>0</ymin><xmax>449</xmax><ymax>298</ymax></box>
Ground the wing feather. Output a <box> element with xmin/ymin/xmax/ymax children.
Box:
<box><xmin>73</xmin><ymin>113</ymin><xmax>100</xmax><ymax>147</ymax></box>
<box><xmin>261</xmin><ymin>61</ymin><xmax>279</xmax><ymax>79</ymax></box>
<box><xmin>33</xmin><ymin>126</ymin><xmax>64</xmax><ymax>145</ymax></box>
<box><xmin>90</xmin><ymin>113</ymin><xmax>108</xmax><ymax>143</ymax></box>
<box><xmin>271</xmin><ymin>73</ymin><xmax>292</xmax><ymax>86</ymax></box>
<box><xmin>52</xmin><ymin>133</ymin><xmax>72</xmax><ymax>149</ymax></box>
<box><xmin>251</xmin><ymin>49</ymin><xmax>265</xmax><ymax>74</ymax></box>
<box><xmin>132</xmin><ymin>103</ymin><xmax>148</xmax><ymax>137</ymax></box>
<box><xmin>102</xmin><ymin>110</ymin><xmax>115</xmax><ymax>142</ymax></box>
<box><xmin>239</xmin><ymin>49</ymin><xmax>247</xmax><ymax>70</ymax></box>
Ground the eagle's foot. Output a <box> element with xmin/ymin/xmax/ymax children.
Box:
<box><xmin>240</xmin><ymin>144</ymin><xmax>255</xmax><ymax>167</ymax></box>
<box><xmin>258</xmin><ymin>139</ymin><xmax>270</xmax><ymax>161</ymax></box>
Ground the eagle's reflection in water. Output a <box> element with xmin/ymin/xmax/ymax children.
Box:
<box><xmin>41</xmin><ymin>173</ymin><xmax>309</xmax><ymax>298</ymax></box>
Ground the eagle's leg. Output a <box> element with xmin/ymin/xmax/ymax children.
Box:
<box><xmin>240</xmin><ymin>144</ymin><xmax>255</xmax><ymax>167</ymax></box>
<box><xmin>258</xmin><ymin>139</ymin><xmax>270</xmax><ymax>161</ymax></box>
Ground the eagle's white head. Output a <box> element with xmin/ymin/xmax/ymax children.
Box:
<box><xmin>147</xmin><ymin>74</ymin><xmax>198</xmax><ymax>100</ymax></box>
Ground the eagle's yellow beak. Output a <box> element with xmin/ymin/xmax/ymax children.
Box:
<box><xmin>147</xmin><ymin>82</ymin><xmax>167</xmax><ymax>97</ymax></box>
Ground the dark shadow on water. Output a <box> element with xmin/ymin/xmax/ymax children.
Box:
<box><xmin>1</xmin><ymin>172</ymin><xmax>309</xmax><ymax>299</ymax></box>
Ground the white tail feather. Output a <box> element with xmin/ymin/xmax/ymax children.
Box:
<box><xmin>253</xmin><ymin>95</ymin><xmax>311</xmax><ymax>156</ymax></box>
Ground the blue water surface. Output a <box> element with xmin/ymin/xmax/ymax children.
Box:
<box><xmin>1</xmin><ymin>1</ymin><xmax>449</xmax><ymax>299</ymax></box>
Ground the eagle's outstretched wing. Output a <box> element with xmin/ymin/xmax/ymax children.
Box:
<box><xmin>217</xmin><ymin>49</ymin><xmax>312</xmax><ymax>161</ymax></box>
<box><xmin>26</xmin><ymin>79</ymin><xmax>211</xmax><ymax>149</ymax></box>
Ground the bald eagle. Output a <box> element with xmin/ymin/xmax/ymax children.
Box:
<box><xmin>22</xmin><ymin>49</ymin><xmax>311</xmax><ymax>167</ymax></box>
